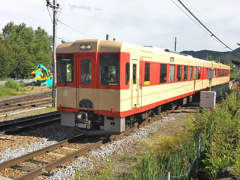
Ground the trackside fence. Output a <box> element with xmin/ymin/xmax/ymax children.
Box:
<box><xmin>165</xmin><ymin>134</ymin><xmax>202</xmax><ymax>180</ymax></box>
<box><xmin>0</xmin><ymin>79</ymin><xmax>36</xmax><ymax>86</ymax></box>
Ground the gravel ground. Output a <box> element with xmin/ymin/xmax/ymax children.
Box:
<box><xmin>47</xmin><ymin>109</ymin><xmax>190</xmax><ymax>180</ymax></box>
<box><xmin>0</xmin><ymin>104</ymin><xmax>194</xmax><ymax>179</ymax></box>
<box><xmin>0</xmin><ymin>123</ymin><xmax>83</xmax><ymax>163</ymax></box>
<box><xmin>0</xmin><ymin>137</ymin><xmax>56</xmax><ymax>163</ymax></box>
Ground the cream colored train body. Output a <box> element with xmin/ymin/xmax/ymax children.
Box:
<box><xmin>56</xmin><ymin>39</ymin><xmax>230</xmax><ymax>133</ymax></box>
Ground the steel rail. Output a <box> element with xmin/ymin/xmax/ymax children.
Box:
<box><xmin>0</xmin><ymin>134</ymin><xmax>85</xmax><ymax>171</ymax></box>
<box><xmin>16</xmin><ymin>125</ymin><xmax>141</xmax><ymax>180</ymax></box>
<box><xmin>16</xmin><ymin>140</ymin><xmax>102</xmax><ymax>180</ymax></box>
<box><xmin>0</xmin><ymin>111</ymin><xmax>60</xmax><ymax>128</ymax></box>
<box><xmin>2</xmin><ymin>117</ymin><xmax>60</xmax><ymax>134</ymax></box>
<box><xmin>0</xmin><ymin>98</ymin><xmax>52</xmax><ymax>110</ymax></box>
<box><xmin>0</xmin><ymin>111</ymin><xmax>60</xmax><ymax>134</ymax></box>
<box><xmin>0</xmin><ymin>109</ymin><xmax>161</xmax><ymax>180</ymax></box>
<box><xmin>0</xmin><ymin>99</ymin><xmax>52</xmax><ymax>113</ymax></box>
<box><xmin>0</xmin><ymin>91</ymin><xmax>52</xmax><ymax>106</ymax></box>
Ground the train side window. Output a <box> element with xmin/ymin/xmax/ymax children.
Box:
<box><xmin>57</xmin><ymin>54</ymin><xmax>74</xmax><ymax>84</ymax></box>
<box><xmin>81</xmin><ymin>59</ymin><xmax>91</xmax><ymax>85</ymax></box>
<box><xmin>99</xmin><ymin>53</ymin><xmax>119</xmax><ymax>85</ymax></box>
<box><xmin>169</xmin><ymin>65</ymin><xmax>175</xmax><ymax>83</ymax></box>
<box><xmin>189</xmin><ymin>66</ymin><xmax>193</xmax><ymax>80</ymax></box>
<box><xmin>184</xmin><ymin>66</ymin><xmax>188</xmax><ymax>81</ymax></box>
<box><xmin>194</xmin><ymin>67</ymin><xmax>197</xmax><ymax>80</ymax></box>
<box><xmin>160</xmin><ymin>64</ymin><xmax>167</xmax><ymax>83</ymax></box>
<box><xmin>133</xmin><ymin>64</ymin><xmax>136</xmax><ymax>84</ymax></box>
<box><xmin>177</xmin><ymin>65</ymin><xmax>182</xmax><ymax>81</ymax></box>
<box><xmin>198</xmin><ymin>67</ymin><xmax>201</xmax><ymax>79</ymax></box>
<box><xmin>126</xmin><ymin>62</ymin><xmax>130</xmax><ymax>85</ymax></box>
<box><xmin>144</xmin><ymin>62</ymin><xmax>150</xmax><ymax>85</ymax></box>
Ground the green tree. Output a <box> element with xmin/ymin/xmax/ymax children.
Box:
<box><xmin>0</xmin><ymin>22</ymin><xmax>52</xmax><ymax>79</ymax></box>
<box><xmin>219</xmin><ymin>55</ymin><xmax>235</xmax><ymax>65</ymax></box>
<box><xmin>208</xmin><ymin>55</ymin><xmax>219</xmax><ymax>62</ymax></box>
<box><xmin>33</xmin><ymin>27</ymin><xmax>52</xmax><ymax>67</ymax></box>
<box><xmin>9</xmin><ymin>44</ymin><xmax>35</xmax><ymax>79</ymax></box>
<box><xmin>0</xmin><ymin>40</ymin><xmax>14</xmax><ymax>78</ymax></box>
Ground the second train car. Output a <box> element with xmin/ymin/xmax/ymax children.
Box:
<box><xmin>56</xmin><ymin>39</ymin><xmax>230</xmax><ymax>133</ymax></box>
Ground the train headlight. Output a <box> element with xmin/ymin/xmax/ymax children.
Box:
<box><xmin>86</xmin><ymin>44</ymin><xmax>92</xmax><ymax>49</ymax></box>
<box><xmin>79</xmin><ymin>44</ymin><xmax>92</xmax><ymax>50</ymax></box>
<box><xmin>79</xmin><ymin>44</ymin><xmax>86</xmax><ymax>50</ymax></box>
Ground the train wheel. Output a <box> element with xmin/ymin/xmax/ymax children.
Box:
<box><xmin>125</xmin><ymin>115</ymin><xmax>136</xmax><ymax>128</ymax></box>
<box><xmin>154</xmin><ymin>105</ymin><xmax>162</xmax><ymax>115</ymax></box>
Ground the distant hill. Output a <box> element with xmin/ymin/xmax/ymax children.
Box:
<box><xmin>181</xmin><ymin>47</ymin><xmax>240</xmax><ymax>60</ymax></box>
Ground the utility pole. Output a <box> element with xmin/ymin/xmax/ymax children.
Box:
<box><xmin>46</xmin><ymin>0</ymin><xmax>59</xmax><ymax>107</ymax></box>
<box><xmin>174</xmin><ymin>37</ymin><xmax>177</xmax><ymax>51</ymax></box>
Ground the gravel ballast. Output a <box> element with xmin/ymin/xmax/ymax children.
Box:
<box><xmin>48</xmin><ymin>112</ymin><xmax>183</xmax><ymax>180</ymax></box>
<box><xmin>0</xmin><ymin>109</ymin><xmax>190</xmax><ymax>180</ymax></box>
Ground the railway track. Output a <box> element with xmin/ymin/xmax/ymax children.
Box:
<box><xmin>0</xmin><ymin>111</ymin><xmax>60</xmax><ymax>134</ymax></box>
<box><xmin>0</xmin><ymin>115</ymin><xmax>144</xmax><ymax>180</ymax></box>
<box><xmin>0</xmin><ymin>91</ymin><xmax>52</xmax><ymax>115</ymax></box>
<box><xmin>0</xmin><ymin>134</ymin><xmax>87</xmax><ymax>179</ymax></box>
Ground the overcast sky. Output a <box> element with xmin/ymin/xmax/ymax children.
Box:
<box><xmin>1</xmin><ymin>0</ymin><xmax>239</xmax><ymax>52</ymax></box>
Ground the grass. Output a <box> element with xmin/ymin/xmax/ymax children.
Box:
<box><xmin>131</xmin><ymin>91</ymin><xmax>240</xmax><ymax>179</ymax></box>
<box><xmin>76</xmin><ymin>159</ymin><xmax>117</xmax><ymax>180</ymax></box>
<box><xmin>131</xmin><ymin>132</ymin><xmax>198</xmax><ymax>180</ymax></box>
<box><xmin>0</xmin><ymin>79</ymin><xmax>26</xmax><ymax>98</ymax></box>
<box><xmin>0</xmin><ymin>79</ymin><xmax>52</xmax><ymax>98</ymax></box>
<box><xmin>0</xmin><ymin>85</ymin><xmax>26</xmax><ymax>98</ymax></box>
<box><xmin>230</xmin><ymin>72</ymin><xmax>239</xmax><ymax>79</ymax></box>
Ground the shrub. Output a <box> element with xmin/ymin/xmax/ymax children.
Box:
<box><xmin>5</xmin><ymin>79</ymin><xmax>20</xmax><ymax>91</ymax></box>
<box><xmin>189</xmin><ymin>91</ymin><xmax>240</xmax><ymax>179</ymax></box>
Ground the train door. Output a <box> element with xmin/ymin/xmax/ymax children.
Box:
<box><xmin>76</xmin><ymin>54</ymin><xmax>96</xmax><ymax>109</ymax></box>
<box><xmin>131</xmin><ymin>59</ymin><xmax>140</xmax><ymax>108</ymax></box>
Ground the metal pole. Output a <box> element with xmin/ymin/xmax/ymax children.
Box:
<box><xmin>165</xmin><ymin>171</ymin><xmax>171</xmax><ymax>180</ymax></box>
<box><xmin>52</xmin><ymin>0</ymin><xmax>57</xmax><ymax>107</ymax></box>
<box><xmin>196</xmin><ymin>134</ymin><xmax>201</xmax><ymax>178</ymax></box>
<box><xmin>209</xmin><ymin>78</ymin><xmax>212</xmax><ymax>91</ymax></box>
<box><xmin>174</xmin><ymin>37</ymin><xmax>177</xmax><ymax>51</ymax></box>
<box><xmin>236</xmin><ymin>65</ymin><xmax>240</xmax><ymax>85</ymax></box>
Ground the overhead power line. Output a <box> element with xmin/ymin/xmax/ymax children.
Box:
<box><xmin>58</xmin><ymin>20</ymin><xmax>96</xmax><ymax>39</ymax></box>
<box><xmin>175</xmin><ymin>0</ymin><xmax>234</xmax><ymax>51</ymax></box>
<box><xmin>46</xmin><ymin>6</ymin><xmax>53</xmax><ymax>23</ymax></box>
<box><xmin>170</xmin><ymin>0</ymin><xmax>209</xmax><ymax>36</ymax></box>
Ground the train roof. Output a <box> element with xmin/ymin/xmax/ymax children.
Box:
<box><xmin>57</xmin><ymin>39</ymin><xmax>229</xmax><ymax>68</ymax></box>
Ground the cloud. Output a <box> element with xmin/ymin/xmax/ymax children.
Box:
<box><xmin>68</xmin><ymin>4</ymin><xmax>101</xmax><ymax>11</ymax></box>
<box><xmin>68</xmin><ymin>4</ymin><xmax>91</xmax><ymax>10</ymax></box>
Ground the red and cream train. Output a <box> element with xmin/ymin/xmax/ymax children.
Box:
<box><xmin>56</xmin><ymin>39</ymin><xmax>230</xmax><ymax>133</ymax></box>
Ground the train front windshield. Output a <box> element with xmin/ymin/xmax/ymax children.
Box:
<box><xmin>99</xmin><ymin>53</ymin><xmax>119</xmax><ymax>85</ymax></box>
<box><xmin>57</xmin><ymin>54</ymin><xmax>74</xmax><ymax>84</ymax></box>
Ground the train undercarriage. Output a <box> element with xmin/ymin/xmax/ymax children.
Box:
<box><xmin>60</xmin><ymin>93</ymin><xmax>203</xmax><ymax>135</ymax></box>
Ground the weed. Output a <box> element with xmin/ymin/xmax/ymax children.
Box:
<box><xmin>77</xmin><ymin>159</ymin><xmax>116</xmax><ymax>180</ymax></box>
<box><xmin>5</xmin><ymin>79</ymin><xmax>20</xmax><ymax>91</ymax></box>
<box><xmin>132</xmin><ymin>149</ymin><xmax>159</xmax><ymax>180</ymax></box>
